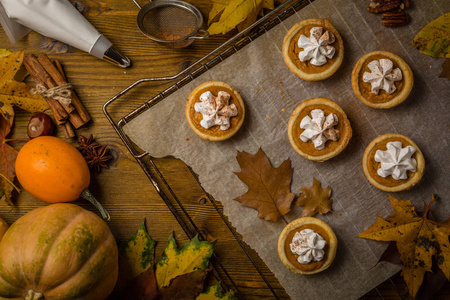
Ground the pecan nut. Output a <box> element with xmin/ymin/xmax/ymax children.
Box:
<box><xmin>367</xmin><ymin>0</ymin><xmax>401</xmax><ymax>13</ymax></box>
<box><xmin>381</xmin><ymin>11</ymin><xmax>410</xmax><ymax>26</ymax></box>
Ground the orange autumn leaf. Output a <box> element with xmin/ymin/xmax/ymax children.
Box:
<box><xmin>0</xmin><ymin>114</ymin><xmax>19</xmax><ymax>206</ymax></box>
<box><xmin>234</xmin><ymin>148</ymin><xmax>296</xmax><ymax>222</ymax></box>
<box><xmin>297</xmin><ymin>178</ymin><xmax>333</xmax><ymax>217</ymax></box>
<box><xmin>358</xmin><ymin>195</ymin><xmax>450</xmax><ymax>298</ymax></box>
<box><xmin>0</xmin><ymin>50</ymin><xmax>48</xmax><ymax>126</ymax></box>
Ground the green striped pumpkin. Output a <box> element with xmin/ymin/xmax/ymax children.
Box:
<box><xmin>0</xmin><ymin>204</ymin><xmax>118</xmax><ymax>300</ymax></box>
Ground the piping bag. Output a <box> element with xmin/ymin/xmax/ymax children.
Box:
<box><xmin>0</xmin><ymin>0</ymin><xmax>130</xmax><ymax>68</ymax></box>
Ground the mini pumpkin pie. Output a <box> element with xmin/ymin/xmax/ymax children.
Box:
<box><xmin>185</xmin><ymin>81</ymin><xmax>245</xmax><ymax>141</ymax></box>
<box><xmin>351</xmin><ymin>51</ymin><xmax>413</xmax><ymax>109</ymax></box>
<box><xmin>278</xmin><ymin>217</ymin><xmax>337</xmax><ymax>275</ymax></box>
<box><xmin>363</xmin><ymin>133</ymin><xmax>425</xmax><ymax>192</ymax></box>
<box><xmin>288</xmin><ymin>98</ymin><xmax>352</xmax><ymax>162</ymax></box>
<box><xmin>282</xmin><ymin>19</ymin><xmax>344</xmax><ymax>81</ymax></box>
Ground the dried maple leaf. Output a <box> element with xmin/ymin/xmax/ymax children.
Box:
<box><xmin>234</xmin><ymin>148</ymin><xmax>296</xmax><ymax>222</ymax></box>
<box><xmin>358</xmin><ymin>195</ymin><xmax>450</xmax><ymax>297</ymax></box>
<box><xmin>297</xmin><ymin>178</ymin><xmax>333</xmax><ymax>217</ymax></box>
<box><xmin>0</xmin><ymin>50</ymin><xmax>48</xmax><ymax>126</ymax></box>
<box><xmin>159</xmin><ymin>269</ymin><xmax>209</xmax><ymax>300</ymax></box>
<box><xmin>0</xmin><ymin>114</ymin><xmax>19</xmax><ymax>206</ymax></box>
<box><xmin>440</xmin><ymin>59</ymin><xmax>450</xmax><ymax>80</ymax></box>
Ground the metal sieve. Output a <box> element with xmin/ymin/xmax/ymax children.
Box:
<box><xmin>133</xmin><ymin>0</ymin><xmax>209</xmax><ymax>48</ymax></box>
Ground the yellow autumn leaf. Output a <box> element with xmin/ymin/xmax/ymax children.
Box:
<box><xmin>155</xmin><ymin>234</ymin><xmax>215</xmax><ymax>288</ymax></box>
<box><xmin>116</xmin><ymin>220</ymin><xmax>156</xmax><ymax>292</ymax></box>
<box><xmin>358</xmin><ymin>195</ymin><xmax>450</xmax><ymax>297</ymax></box>
<box><xmin>412</xmin><ymin>12</ymin><xmax>450</xmax><ymax>58</ymax></box>
<box><xmin>0</xmin><ymin>49</ymin><xmax>11</xmax><ymax>58</ymax></box>
<box><xmin>196</xmin><ymin>283</ymin><xmax>237</xmax><ymax>300</ymax></box>
<box><xmin>262</xmin><ymin>0</ymin><xmax>274</xmax><ymax>10</ymax></box>
<box><xmin>0</xmin><ymin>50</ymin><xmax>48</xmax><ymax>126</ymax></box>
<box><xmin>211</xmin><ymin>0</ymin><xmax>230</xmax><ymax>4</ymax></box>
<box><xmin>236</xmin><ymin>0</ymin><xmax>264</xmax><ymax>32</ymax></box>
<box><xmin>208</xmin><ymin>2</ymin><xmax>227</xmax><ymax>26</ymax></box>
<box><xmin>208</xmin><ymin>0</ymin><xmax>264</xmax><ymax>35</ymax></box>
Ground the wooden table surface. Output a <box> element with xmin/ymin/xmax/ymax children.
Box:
<box><xmin>0</xmin><ymin>0</ymin><xmax>448</xmax><ymax>299</ymax></box>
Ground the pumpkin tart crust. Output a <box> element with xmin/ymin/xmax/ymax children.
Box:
<box><xmin>362</xmin><ymin>133</ymin><xmax>425</xmax><ymax>192</ymax></box>
<box><xmin>351</xmin><ymin>51</ymin><xmax>413</xmax><ymax>109</ymax></box>
<box><xmin>288</xmin><ymin>98</ymin><xmax>352</xmax><ymax>162</ymax></box>
<box><xmin>185</xmin><ymin>81</ymin><xmax>245</xmax><ymax>142</ymax></box>
<box><xmin>282</xmin><ymin>19</ymin><xmax>344</xmax><ymax>81</ymax></box>
<box><xmin>278</xmin><ymin>217</ymin><xmax>337</xmax><ymax>275</ymax></box>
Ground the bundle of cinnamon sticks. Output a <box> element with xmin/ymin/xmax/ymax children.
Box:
<box><xmin>23</xmin><ymin>54</ymin><xmax>91</xmax><ymax>138</ymax></box>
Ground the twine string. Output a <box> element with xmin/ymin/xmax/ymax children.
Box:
<box><xmin>32</xmin><ymin>83</ymin><xmax>73</xmax><ymax>106</ymax></box>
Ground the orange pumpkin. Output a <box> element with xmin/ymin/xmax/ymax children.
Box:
<box><xmin>15</xmin><ymin>136</ymin><xmax>90</xmax><ymax>203</ymax></box>
<box><xmin>0</xmin><ymin>203</ymin><xmax>118</xmax><ymax>300</ymax></box>
<box><xmin>15</xmin><ymin>136</ymin><xmax>110</xmax><ymax>220</ymax></box>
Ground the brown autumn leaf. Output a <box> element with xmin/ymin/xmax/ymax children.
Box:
<box><xmin>0</xmin><ymin>50</ymin><xmax>49</xmax><ymax>126</ymax></box>
<box><xmin>297</xmin><ymin>178</ymin><xmax>333</xmax><ymax>217</ymax></box>
<box><xmin>0</xmin><ymin>114</ymin><xmax>19</xmax><ymax>206</ymax></box>
<box><xmin>117</xmin><ymin>263</ymin><xmax>159</xmax><ymax>300</ymax></box>
<box><xmin>234</xmin><ymin>148</ymin><xmax>296</xmax><ymax>222</ymax></box>
<box><xmin>440</xmin><ymin>59</ymin><xmax>450</xmax><ymax>80</ymax></box>
<box><xmin>159</xmin><ymin>269</ymin><xmax>209</xmax><ymax>300</ymax></box>
<box><xmin>358</xmin><ymin>195</ymin><xmax>450</xmax><ymax>298</ymax></box>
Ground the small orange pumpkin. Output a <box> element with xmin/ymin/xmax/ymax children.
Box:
<box><xmin>15</xmin><ymin>136</ymin><xmax>109</xmax><ymax>219</ymax></box>
<box><xmin>0</xmin><ymin>203</ymin><xmax>118</xmax><ymax>300</ymax></box>
<box><xmin>15</xmin><ymin>136</ymin><xmax>89</xmax><ymax>203</ymax></box>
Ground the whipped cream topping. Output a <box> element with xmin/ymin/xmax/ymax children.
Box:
<box><xmin>298</xmin><ymin>27</ymin><xmax>336</xmax><ymax>66</ymax></box>
<box><xmin>363</xmin><ymin>59</ymin><xmax>402</xmax><ymax>94</ymax></box>
<box><xmin>290</xmin><ymin>229</ymin><xmax>327</xmax><ymax>264</ymax></box>
<box><xmin>300</xmin><ymin>109</ymin><xmax>340</xmax><ymax>150</ymax></box>
<box><xmin>194</xmin><ymin>91</ymin><xmax>238</xmax><ymax>130</ymax></box>
<box><xmin>374</xmin><ymin>141</ymin><xmax>417</xmax><ymax>180</ymax></box>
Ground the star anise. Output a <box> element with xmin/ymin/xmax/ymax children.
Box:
<box><xmin>76</xmin><ymin>134</ymin><xmax>112</xmax><ymax>173</ymax></box>
<box><xmin>85</xmin><ymin>145</ymin><xmax>113</xmax><ymax>173</ymax></box>
<box><xmin>77</xmin><ymin>134</ymin><xmax>101</xmax><ymax>155</ymax></box>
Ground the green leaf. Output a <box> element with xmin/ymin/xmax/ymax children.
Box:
<box><xmin>116</xmin><ymin>220</ymin><xmax>156</xmax><ymax>292</ymax></box>
<box><xmin>412</xmin><ymin>12</ymin><xmax>450</xmax><ymax>58</ymax></box>
<box><xmin>196</xmin><ymin>283</ymin><xmax>237</xmax><ymax>300</ymax></box>
<box><xmin>156</xmin><ymin>234</ymin><xmax>215</xmax><ymax>288</ymax></box>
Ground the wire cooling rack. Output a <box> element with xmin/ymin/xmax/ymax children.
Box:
<box><xmin>103</xmin><ymin>0</ymin><xmax>406</xmax><ymax>298</ymax></box>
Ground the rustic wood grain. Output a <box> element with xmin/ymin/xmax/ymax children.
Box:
<box><xmin>0</xmin><ymin>0</ymin><xmax>448</xmax><ymax>299</ymax></box>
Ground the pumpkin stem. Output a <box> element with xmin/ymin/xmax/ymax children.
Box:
<box><xmin>80</xmin><ymin>189</ymin><xmax>111</xmax><ymax>221</ymax></box>
<box><xmin>26</xmin><ymin>290</ymin><xmax>44</xmax><ymax>300</ymax></box>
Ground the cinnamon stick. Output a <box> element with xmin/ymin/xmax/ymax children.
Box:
<box><xmin>62</xmin><ymin>122</ymin><xmax>75</xmax><ymax>138</ymax></box>
<box><xmin>38</xmin><ymin>55</ymin><xmax>91</xmax><ymax>124</ymax></box>
<box><xmin>54</xmin><ymin>60</ymin><xmax>66</xmax><ymax>81</ymax></box>
<box><xmin>25</xmin><ymin>55</ymin><xmax>75</xmax><ymax>114</ymax></box>
<box><xmin>67</xmin><ymin>110</ymin><xmax>85</xmax><ymax>129</ymax></box>
<box><xmin>23</xmin><ymin>56</ymin><xmax>69</xmax><ymax>123</ymax></box>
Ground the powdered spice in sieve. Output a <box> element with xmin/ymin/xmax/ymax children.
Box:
<box><xmin>133</xmin><ymin>0</ymin><xmax>209</xmax><ymax>48</ymax></box>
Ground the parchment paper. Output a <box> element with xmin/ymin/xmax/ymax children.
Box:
<box><xmin>124</xmin><ymin>0</ymin><xmax>450</xmax><ymax>298</ymax></box>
